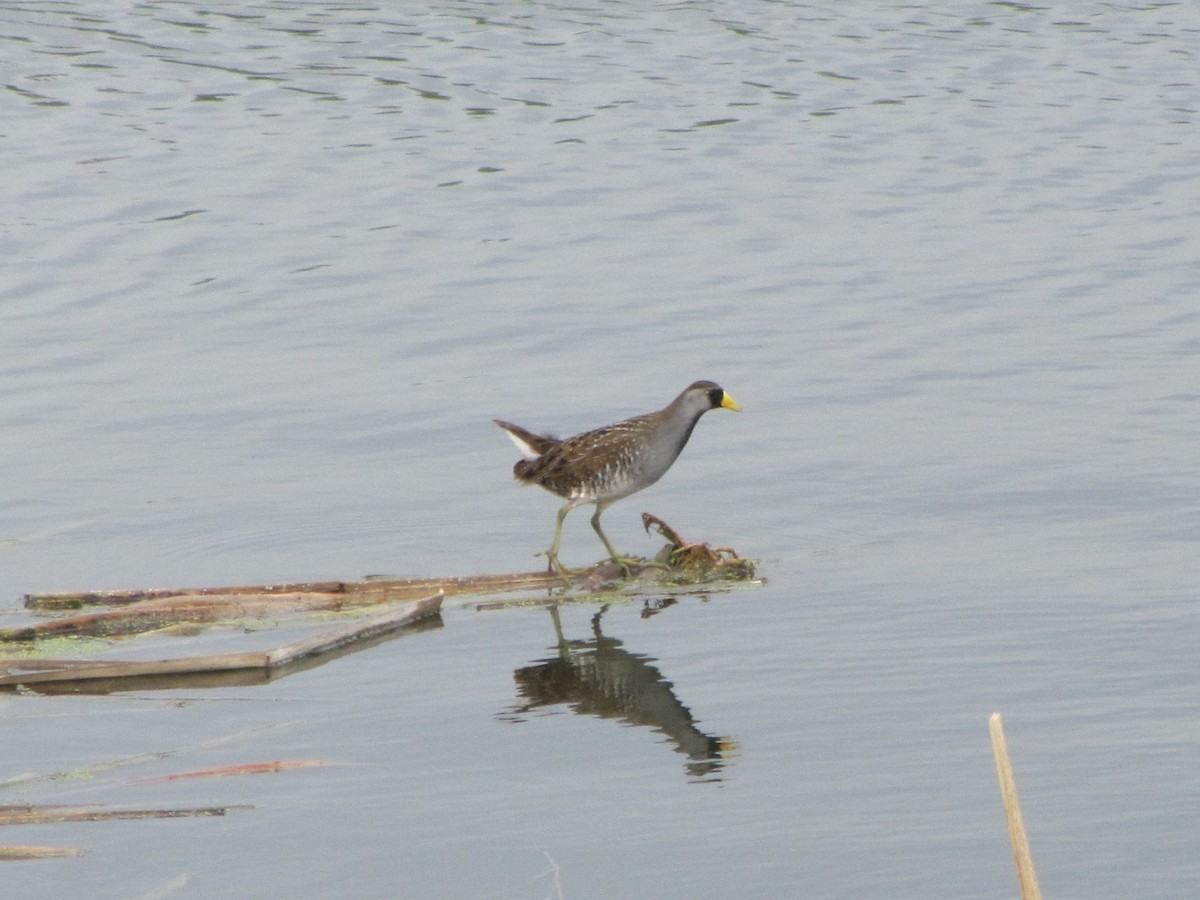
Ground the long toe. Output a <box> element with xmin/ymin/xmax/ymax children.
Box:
<box><xmin>544</xmin><ymin>551</ymin><xmax>572</xmax><ymax>579</ymax></box>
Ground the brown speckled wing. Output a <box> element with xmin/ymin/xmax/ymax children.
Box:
<box><xmin>515</xmin><ymin>414</ymin><xmax>657</xmax><ymax>499</ymax></box>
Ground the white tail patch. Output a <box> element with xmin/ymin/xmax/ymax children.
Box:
<box><xmin>502</xmin><ymin>429</ymin><xmax>543</xmax><ymax>461</ymax></box>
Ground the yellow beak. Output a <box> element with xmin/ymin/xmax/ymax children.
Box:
<box><xmin>721</xmin><ymin>392</ymin><xmax>742</xmax><ymax>412</ymax></box>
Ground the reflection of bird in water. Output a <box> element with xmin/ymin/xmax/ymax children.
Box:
<box><xmin>504</xmin><ymin>605</ymin><xmax>735</xmax><ymax>779</ymax></box>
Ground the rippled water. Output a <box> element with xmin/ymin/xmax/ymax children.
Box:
<box><xmin>3</xmin><ymin>1</ymin><xmax>1199</xmax><ymax>897</ymax></box>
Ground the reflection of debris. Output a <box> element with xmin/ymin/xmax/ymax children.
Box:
<box><xmin>0</xmin><ymin>595</ymin><xmax>442</xmax><ymax>692</ymax></box>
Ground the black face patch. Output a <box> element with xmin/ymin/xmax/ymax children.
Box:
<box><xmin>707</xmin><ymin>387</ymin><xmax>724</xmax><ymax>408</ymax></box>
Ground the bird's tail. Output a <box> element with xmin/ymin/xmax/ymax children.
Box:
<box><xmin>494</xmin><ymin>419</ymin><xmax>559</xmax><ymax>460</ymax></box>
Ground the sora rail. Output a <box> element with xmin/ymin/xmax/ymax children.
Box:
<box><xmin>495</xmin><ymin>380</ymin><xmax>740</xmax><ymax>575</ymax></box>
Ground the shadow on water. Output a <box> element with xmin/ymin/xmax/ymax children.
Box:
<box><xmin>501</xmin><ymin>604</ymin><xmax>735</xmax><ymax>781</ymax></box>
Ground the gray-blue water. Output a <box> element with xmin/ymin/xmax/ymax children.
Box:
<box><xmin>3</xmin><ymin>1</ymin><xmax>1199</xmax><ymax>897</ymax></box>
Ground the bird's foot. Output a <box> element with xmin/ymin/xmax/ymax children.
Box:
<box><xmin>537</xmin><ymin>550</ymin><xmax>575</xmax><ymax>581</ymax></box>
<box><xmin>608</xmin><ymin>554</ymin><xmax>668</xmax><ymax>576</ymax></box>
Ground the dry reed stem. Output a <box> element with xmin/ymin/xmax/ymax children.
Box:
<box><xmin>989</xmin><ymin>712</ymin><xmax>1042</xmax><ymax>900</ymax></box>
<box><xmin>0</xmin><ymin>805</ymin><xmax>247</xmax><ymax>825</ymax></box>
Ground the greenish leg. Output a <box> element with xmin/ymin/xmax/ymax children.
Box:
<box><xmin>589</xmin><ymin>505</ymin><xmax>621</xmax><ymax>561</ymax></box>
<box><xmin>590</xmin><ymin>505</ymin><xmax>640</xmax><ymax>572</ymax></box>
<box><xmin>543</xmin><ymin>503</ymin><xmax>573</xmax><ymax>577</ymax></box>
<box><xmin>591</xmin><ymin>505</ymin><xmax>669</xmax><ymax>574</ymax></box>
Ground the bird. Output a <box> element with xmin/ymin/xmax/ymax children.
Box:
<box><xmin>494</xmin><ymin>380</ymin><xmax>741</xmax><ymax>575</ymax></box>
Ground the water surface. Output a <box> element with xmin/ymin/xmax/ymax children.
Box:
<box><xmin>2</xmin><ymin>1</ymin><xmax>1199</xmax><ymax>897</ymax></box>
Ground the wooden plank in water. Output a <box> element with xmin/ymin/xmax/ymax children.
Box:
<box><xmin>3</xmin><ymin>593</ymin><xmax>348</xmax><ymax>642</ymax></box>
<box><xmin>18</xmin><ymin>517</ymin><xmax>756</xmax><ymax>622</ymax></box>
<box><xmin>0</xmin><ymin>593</ymin><xmax>442</xmax><ymax>687</ymax></box>
<box><xmin>22</xmin><ymin>581</ymin><xmax>354</xmax><ymax>610</ymax></box>
<box><xmin>21</xmin><ymin>571</ymin><xmax>564</xmax><ymax>611</ymax></box>
<box><xmin>260</xmin><ymin>596</ymin><xmax>443</xmax><ymax>667</ymax></box>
